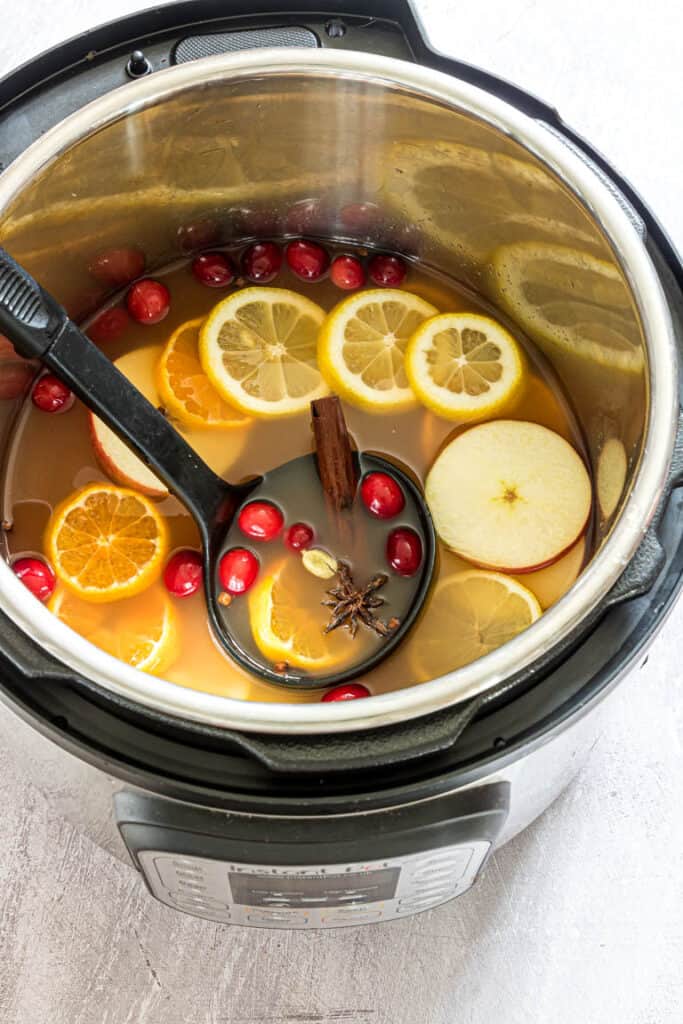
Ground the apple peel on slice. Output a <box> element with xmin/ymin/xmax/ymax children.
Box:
<box><xmin>90</xmin><ymin>346</ymin><xmax>168</xmax><ymax>499</ymax></box>
<box><xmin>426</xmin><ymin>419</ymin><xmax>592</xmax><ymax>573</ymax></box>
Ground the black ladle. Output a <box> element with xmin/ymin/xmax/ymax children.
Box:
<box><xmin>0</xmin><ymin>247</ymin><xmax>436</xmax><ymax>689</ymax></box>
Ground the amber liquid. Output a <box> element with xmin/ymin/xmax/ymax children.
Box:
<box><xmin>3</xmin><ymin>248</ymin><xmax>587</xmax><ymax>703</ymax></box>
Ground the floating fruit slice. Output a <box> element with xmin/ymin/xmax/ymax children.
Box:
<box><xmin>426</xmin><ymin>420</ymin><xmax>592</xmax><ymax>572</ymax></box>
<box><xmin>156</xmin><ymin>318</ymin><xmax>247</xmax><ymax>429</ymax></box>
<box><xmin>318</xmin><ymin>288</ymin><xmax>437</xmax><ymax>412</ymax></box>
<box><xmin>45</xmin><ymin>483</ymin><xmax>168</xmax><ymax>602</ymax></box>
<box><xmin>248</xmin><ymin>559</ymin><xmax>349</xmax><ymax>671</ymax></box>
<box><xmin>491</xmin><ymin>242</ymin><xmax>644</xmax><ymax>373</ymax></box>
<box><xmin>406</xmin><ymin>312</ymin><xmax>524</xmax><ymax>421</ymax></box>
<box><xmin>50</xmin><ymin>584</ymin><xmax>178</xmax><ymax>674</ymax></box>
<box><xmin>412</xmin><ymin>569</ymin><xmax>541</xmax><ymax>679</ymax></box>
<box><xmin>199</xmin><ymin>287</ymin><xmax>328</xmax><ymax>417</ymax></box>
<box><xmin>90</xmin><ymin>347</ymin><xmax>168</xmax><ymax>498</ymax></box>
<box><xmin>597</xmin><ymin>437</ymin><xmax>628</xmax><ymax>520</ymax></box>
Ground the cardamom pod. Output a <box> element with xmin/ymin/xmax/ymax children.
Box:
<box><xmin>301</xmin><ymin>548</ymin><xmax>338</xmax><ymax>580</ymax></box>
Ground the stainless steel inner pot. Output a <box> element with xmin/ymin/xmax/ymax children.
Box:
<box><xmin>0</xmin><ymin>49</ymin><xmax>676</xmax><ymax>734</ymax></box>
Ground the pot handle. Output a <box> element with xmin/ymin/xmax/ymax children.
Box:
<box><xmin>0</xmin><ymin>246</ymin><xmax>228</xmax><ymax>524</ymax></box>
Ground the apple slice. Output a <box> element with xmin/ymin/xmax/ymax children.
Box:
<box><xmin>597</xmin><ymin>437</ymin><xmax>627</xmax><ymax>521</ymax></box>
<box><xmin>425</xmin><ymin>419</ymin><xmax>592</xmax><ymax>573</ymax></box>
<box><xmin>90</xmin><ymin>346</ymin><xmax>168</xmax><ymax>499</ymax></box>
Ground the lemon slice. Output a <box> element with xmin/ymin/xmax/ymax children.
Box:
<box><xmin>199</xmin><ymin>287</ymin><xmax>328</xmax><ymax>417</ymax></box>
<box><xmin>491</xmin><ymin>242</ymin><xmax>644</xmax><ymax>373</ymax></box>
<box><xmin>248</xmin><ymin>560</ymin><xmax>350</xmax><ymax>672</ymax></box>
<box><xmin>318</xmin><ymin>288</ymin><xmax>438</xmax><ymax>412</ymax></box>
<box><xmin>412</xmin><ymin>570</ymin><xmax>541</xmax><ymax>679</ymax></box>
<box><xmin>406</xmin><ymin>312</ymin><xmax>524</xmax><ymax>421</ymax></box>
<box><xmin>50</xmin><ymin>584</ymin><xmax>178</xmax><ymax>674</ymax></box>
<box><xmin>157</xmin><ymin>317</ymin><xmax>247</xmax><ymax>429</ymax></box>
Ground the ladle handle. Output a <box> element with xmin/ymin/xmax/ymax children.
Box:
<box><xmin>0</xmin><ymin>246</ymin><xmax>229</xmax><ymax>524</ymax></box>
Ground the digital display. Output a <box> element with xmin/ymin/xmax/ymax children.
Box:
<box><xmin>229</xmin><ymin>868</ymin><xmax>400</xmax><ymax>908</ymax></box>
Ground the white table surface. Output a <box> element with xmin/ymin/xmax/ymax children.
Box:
<box><xmin>1</xmin><ymin>2</ymin><xmax>682</xmax><ymax>1022</ymax></box>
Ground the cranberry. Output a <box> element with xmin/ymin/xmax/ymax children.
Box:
<box><xmin>176</xmin><ymin>218</ymin><xmax>219</xmax><ymax>254</ymax></box>
<box><xmin>238</xmin><ymin>501</ymin><xmax>284</xmax><ymax>542</ymax></box>
<box><xmin>285</xmin><ymin>240</ymin><xmax>330</xmax><ymax>282</ymax></box>
<box><xmin>164</xmin><ymin>549</ymin><xmax>203</xmax><ymax>598</ymax></box>
<box><xmin>192</xmin><ymin>251</ymin><xmax>235</xmax><ymax>288</ymax></box>
<box><xmin>322</xmin><ymin>683</ymin><xmax>371</xmax><ymax>702</ymax></box>
<box><xmin>126</xmin><ymin>279</ymin><xmax>171</xmax><ymax>325</ymax></box>
<box><xmin>218</xmin><ymin>548</ymin><xmax>259</xmax><ymax>595</ymax></box>
<box><xmin>89</xmin><ymin>247</ymin><xmax>145</xmax><ymax>287</ymax></box>
<box><xmin>88</xmin><ymin>306</ymin><xmax>129</xmax><ymax>344</ymax></box>
<box><xmin>12</xmin><ymin>557</ymin><xmax>56</xmax><ymax>602</ymax></box>
<box><xmin>241</xmin><ymin>241</ymin><xmax>282</xmax><ymax>283</ymax></box>
<box><xmin>284</xmin><ymin>522</ymin><xmax>314</xmax><ymax>551</ymax></box>
<box><xmin>330</xmin><ymin>254</ymin><xmax>366</xmax><ymax>291</ymax></box>
<box><xmin>368</xmin><ymin>253</ymin><xmax>407</xmax><ymax>288</ymax></box>
<box><xmin>387</xmin><ymin>528</ymin><xmax>422</xmax><ymax>577</ymax></box>
<box><xmin>31</xmin><ymin>374</ymin><xmax>74</xmax><ymax>414</ymax></box>
<box><xmin>360</xmin><ymin>472</ymin><xmax>405</xmax><ymax>519</ymax></box>
<box><xmin>340</xmin><ymin>202</ymin><xmax>380</xmax><ymax>233</ymax></box>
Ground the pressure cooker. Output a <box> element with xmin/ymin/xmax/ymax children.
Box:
<box><xmin>0</xmin><ymin>0</ymin><xmax>681</xmax><ymax>929</ymax></box>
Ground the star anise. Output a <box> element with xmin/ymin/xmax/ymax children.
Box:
<box><xmin>322</xmin><ymin>561</ymin><xmax>398</xmax><ymax>639</ymax></box>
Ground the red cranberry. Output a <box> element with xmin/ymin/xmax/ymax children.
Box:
<box><xmin>322</xmin><ymin>683</ymin><xmax>371</xmax><ymax>702</ymax></box>
<box><xmin>218</xmin><ymin>548</ymin><xmax>259</xmax><ymax>595</ymax></box>
<box><xmin>360</xmin><ymin>472</ymin><xmax>405</xmax><ymax>519</ymax></box>
<box><xmin>387</xmin><ymin>528</ymin><xmax>422</xmax><ymax>577</ymax></box>
<box><xmin>285</xmin><ymin>240</ymin><xmax>330</xmax><ymax>282</ymax></box>
<box><xmin>192</xmin><ymin>252</ymin><xmax>235</xmax><ymax>288</ymax></box>
<box><xmin>31</xmin><ymin>374</ymin><xmax>74</xmax><ymax>414</ymax></box>
<box><xmin>126</xmin><ymin>279</ymin><xmax>171</xmax><ymax>325</ymax></box>
<box><xmin>89</xmin><ymin>247</ymin><xmax>145</xmax><ymax>287</ymax></box>
<box><xmin>176</xmin><ymin>218</ymin><xmax>219</xmax><ymax>254</ymax></box>
<box><xmin>340</xmin><ymin>202</ymin><xmax>380</xmax><ymax>233</ymax></box>
<box><xmin>238</xmin><ymin>501</ymin><xmax>284</xmax><ymax>542</ymax></box>
<box><xmin>284</xmin><ymin>522</ymin><xmax>314</xmax><ymax>551</ymax></box>
<box><xmin>88</xmin><ymin>307</ymin><xmax>129</xmax><ymax>344</ymax></box>
<box><xmin>330</xmin><ymin>254</ymin><xmax>366</xmax><ymax>291</ymax></box>
<box><xmin>164</xmin><ymin>549</ymin><xmax>203</xmax><ymax>598</ymax></box>
<box><xmin>12</xmin><ymin>557</ymin><xmax>56</xmax><ymax>602</ymax></box>
<box><xmin>368</xmin><ymin>253</ymin><xmax>407</xmax><ymax>288</ymax></box>
<box><xmin>241</xmin><ymin>242</ymin><xmax>282</xmax><ymax>283</ymax></box>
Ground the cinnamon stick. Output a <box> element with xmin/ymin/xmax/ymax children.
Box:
<box><xmin>311</xmin><ymin>396</ymin><xmax>358</xmax><ymax>512</ymax></box>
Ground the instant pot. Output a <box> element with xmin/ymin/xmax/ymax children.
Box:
<box><xmin>0</xmin><ymin>0</ymin><xmax>681</xmax><ymax>929</ymax></box>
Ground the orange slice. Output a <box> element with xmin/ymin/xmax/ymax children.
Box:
<box><xmin>50</xmin><ymin>583</ymin><xmax>178</xmax><ymax>674</ymax></box>
<box><xmin>248</xmin><ymin>559</ymin><xmax>350</xmax><ymax>672</ymax></box>
<box><xmin>45</xmin><ymin>483</ymin><xmax>168</xmax><ymax>602</ymax></box>
<box><xmin>157</xmin><ymin>318</ymin><xmax>248</xmax><ymax>429</ymax></box>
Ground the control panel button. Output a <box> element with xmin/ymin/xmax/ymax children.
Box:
<box><xmin>247</xmin><ymin>910</ymin><xmax>309</xmax><ymax>925</ymax></box>
<box><xmin>322</xmin><ymin>909</ymin><xmax>383</xmax><ymax>924</ymax></box>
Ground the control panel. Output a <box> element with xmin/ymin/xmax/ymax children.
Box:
<box><xmin>138</xmin><ymin>842</ymin><xmax>491</xmax><ymax>928</ymax></box>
